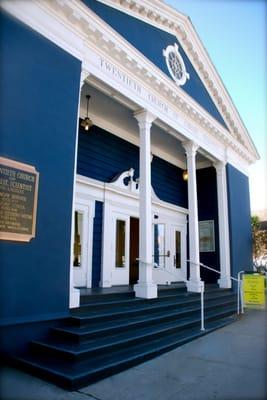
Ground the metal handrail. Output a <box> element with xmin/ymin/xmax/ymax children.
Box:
<box><xmin>187</xmin><ymin>260</ymin><xmax>244</xmax><ymax>331</ymax></box>
<box><xmin>187</xmin><ymin>260</ymin><xmax>238</xmax><ymax>282</ymax></box>
<box><xmin>138</xmin><ymin>258</ymin><xmax>244</xmax><ymax>332</ymax></box>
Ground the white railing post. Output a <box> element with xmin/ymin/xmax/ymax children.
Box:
<box><xmin>187</xmin><ymin>260</ymin><xmax>245</xmax><ymax>325</ymax></box>
<box><xmin>238</xmin><ymin>271</ymin><xmax>244</xmax><ymax>314</ymax></box>
<box><xmin>200</xmin><ymin>284</ymin><xmax>205</xmax><ymax>331</ymax></box>
<box><xmin>237</xmin><ymin>276</ymin><xmax>240</xmax><ymax>315</ymax></box>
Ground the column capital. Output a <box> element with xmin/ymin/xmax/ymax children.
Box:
<box><xmin>80</xmin><ymin>69</ymin><xmax>90</xmax><ymax>89</ymax></box>
<box><xmin>134</xmin><ymin>109</ymin><xmax>156</xmax><ymax>127</ymax></box>
<box><xmin>213</xmin><ymin>160</ymin><xmax>226</xmax><ymax>175</ymax></box>
<box><xmin>182</xmin><ymin>140</ymin><xmax>199</xmax><ymax>156</ymax></box>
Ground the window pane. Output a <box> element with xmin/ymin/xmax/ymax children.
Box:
<box><xmin>73</xmin><ymin>211</ymin><xmax>83</xmax><ymax>267</ymax></box>
<box><xmin>175</xmin><ymin>231</ymin><xmax>181</xmax><ymax>269</ymax></box>
<box><xmin>116</xmin><ymin>220</ymin><xmax>126</xmax><ymax>268</ymax></box>
<box><xmin>153</xmin><ymin>224</ymin><xmax>165</xmax><ymax>268</ymax></box>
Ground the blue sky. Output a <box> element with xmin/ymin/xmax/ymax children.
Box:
<box><xmin>166</xmin><ymin>0</ymin><xmax>267</xmax><ymax>213</ymax></box>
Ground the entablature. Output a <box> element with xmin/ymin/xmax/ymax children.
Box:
<box><xmin>1</xmin><ymin>0</ymin><xmax>259</xmax><ymax>168</ymax></box>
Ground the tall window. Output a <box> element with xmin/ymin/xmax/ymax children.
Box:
<box><xmin>175</xmin><ymin>231</ymin><xmax>181</xmax><ymax>269</ymax></box>
<box><xmin>153</xmin><ymin>224</ymin><xmax>165</xmax><ymax>268</ymax></box>
<box><xmin>73</xmin><ymin>211</ymin><xmax>83</xmax><ymax>267</ymax></box>
<box><xmin>116</xmin><ymin>220</ymin><xmax>126</xmax><ymax>268</ymax></box>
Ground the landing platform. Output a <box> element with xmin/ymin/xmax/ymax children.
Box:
<box><xmin>78</xmin><ymin>282</ymin><xmax>187</xmax><ymax>297</ymax></box>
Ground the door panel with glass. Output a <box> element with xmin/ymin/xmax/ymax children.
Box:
<box><xmin>171</xmin><ymin>225</ymin><xmax>186</xmax><ymax>281</ymax></box>
<box><xmin>111</xmin><ymin>215</ymin><xmax>130</xmax><ymax>285</ymax></box>
<box><xmin>73</xmin><ymin>204</ymin><xmax>89</xmax><ymax>287</ymax></box>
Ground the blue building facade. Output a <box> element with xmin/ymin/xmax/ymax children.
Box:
<box><xmin>0</xmin><ymin>0</ymin><xmax>258</xmax><ymax>358</ymax></box>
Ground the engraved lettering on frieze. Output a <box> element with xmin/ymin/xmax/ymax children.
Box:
<box><xmin>98</xmin><ymin>56</ymin><xmax>197</xmax><ymax>136</ymax></box>
<box><xmin>100</xmin><ymin>58</ymin><xmax>142</xmax><ymax>94</ymax></box>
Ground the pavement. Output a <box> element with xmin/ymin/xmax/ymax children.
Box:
<box><xmin>0</xmin><ymin>309</ymin><xmax>266</xmax><ymax>400</ymax></box>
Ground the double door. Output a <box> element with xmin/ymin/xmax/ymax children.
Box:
<box><xmin>152</xmin><ymin>221</ymin><xmax>186</xmax><ymax>284</ymax></box>
<box><xmin>111</xmin><ymin>213</ymin><xmax>186</xmax><ymax>286</ymax></box>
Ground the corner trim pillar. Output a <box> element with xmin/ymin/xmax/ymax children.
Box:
<box><xmin>69</xmin><ymin>69</ymin><xmax>90</xmax><ymax>308</ymax></box>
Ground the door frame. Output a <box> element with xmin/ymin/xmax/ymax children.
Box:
<box><xmin>151</xmin><ymin>215</ymin><xmax>187</xmax><ymax>285</ymax></box>
<box><xmin>111</xmin><ymin>212</ymin><xmax>130</xmax><ymax>285</ymax></box>
<box><xmin>75</xmin><ymin>174</ymin><xmax>188</xmax><ymax>288</ymax></box>
<box><xmin>73</xmin><ymin>196</ymin><xmax>95</xmax><ymax>288</ymax></box>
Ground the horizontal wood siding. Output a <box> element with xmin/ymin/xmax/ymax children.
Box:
<box><xmin>77</xmin><ymin>125</ymin><xmax>139</xmax><ymax>183</ymax></box>
<box><xmin>197</xmin><ymin>167</ymin><xmax>220</xmax><ymax>283</ymax></box>
<box><xmin>77</xmin><ymin>124</ymin><xmax>188</xmax><ymax>208</ymax></box>
<box><xmin>152</xmin><ymin>156</ymin><xmax>188</xmax><ymax>208</ymax></box>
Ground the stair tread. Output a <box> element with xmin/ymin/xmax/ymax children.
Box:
<box><xmin>78</xmin><ymin>287</ymin><xmax>230</xmax><ymax>307</ymax></box>
<box><xmin>14</xmin><ymin>315</ymin><xmax>236</xmax><ymax>383</ymax></box>
<box><xmin>11</xmin><ymin>286</ymin><xmax>238</xmax><ymax>390</ymax></box>
<box><xmin>33</xmin><ymin>306</ymin><xmax>237</xmax><ymax>356</ymax></box>
<box><xmin>72</xmin><ymin>292</ymin><xmax>236</xmax><ymax>320</ymax></box>
<box><xmin>54</xmin><ymin>297</ymin><xmax>236</xmax><ymax>339</ymax></box>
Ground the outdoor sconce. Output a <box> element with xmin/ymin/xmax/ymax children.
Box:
<box><xmin>81</xmin><ymin>95</ymin><xmax>93</xmax><ymax>132</ymax></box>
<box><xmin>182</xmin><ymin>170</ymin><xmax>188</xmax><ymax>181</ymax></box>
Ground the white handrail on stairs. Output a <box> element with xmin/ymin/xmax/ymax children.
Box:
<box><xmin>187</xmin><ymin>260</ymin><xmax>245</xmax><ymax>331</ymax></box>
<box><xmin>139</xmin><ymin>258</ymin><xmax>244</xmax><ymax>331</ymax></box>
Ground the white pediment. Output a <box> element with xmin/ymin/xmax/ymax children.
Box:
<box><xmin>96</xmin><ymin>0</ymin><xmax>259</xmax><ymax>163</ymax></box>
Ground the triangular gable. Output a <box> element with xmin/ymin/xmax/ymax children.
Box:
<box><xmin>82</xmin><ymin>0</ymin><xmax>228</xmax><ymax>130</ymax></box>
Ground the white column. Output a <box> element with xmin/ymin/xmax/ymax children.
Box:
<box><xmin>214</xmin><ymin>161</ymin><xmax>232</xmax><ymax>288</ymax></box>
<box><xmin>182</xmin><ymin>140</ymin><xmax>204</xmax><ymax>293</ymax></box>
<box><xmin>69</xmin><ymin>69</ymin><xmax>89</xmax><ymax>308</ymax></box>
<box><xmin>134</xmin><ymin>109</ymin><xmax>157</xmax><ymax>299</ymax></box>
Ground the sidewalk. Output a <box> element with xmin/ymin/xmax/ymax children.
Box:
<box><xmin>1</xmin><ymin>309</ymin><xmax>266</xmax><ymax>400</ymax></box>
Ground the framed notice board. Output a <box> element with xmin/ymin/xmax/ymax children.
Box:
<box><xmin>243</xmin><ymin>273</ymin><xmax>265</xmax><ymax>308</ymax></box>
<box><xmin>0</xmin><ymin>157</ymin><xmax>39</xmax><ymax>242</ymax></box>
<box><xmin>199</xmin><ymin>220</ymin><xmax>215</xmax><ymax>252</ymax></box>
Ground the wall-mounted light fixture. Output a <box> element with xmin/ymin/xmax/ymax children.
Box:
<box><xmin>182</xmin><ymin>170</ymin><xmax>188</xmax><ymax>181</ymax></box>
<box><xmin>81</xmin><ymin>95</ymin><xmax>93</xmax><ymax>132</ymax></box>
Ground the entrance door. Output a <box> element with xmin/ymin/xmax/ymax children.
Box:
<box><xmin>130</xmin><ymin>217</ymin><xmax>139</xmax><ymax>284</ymax></box>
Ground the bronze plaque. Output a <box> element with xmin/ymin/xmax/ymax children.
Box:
<box><xmin>0</xmin><ymin>157</ymin><xmax>39</xmax><ymax>242</ymax></box>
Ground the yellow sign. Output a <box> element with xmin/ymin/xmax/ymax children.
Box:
<box><xmin>243</xmin><ymin>274</ymin><xmax>265</xmax><ymax>307</ymax></box>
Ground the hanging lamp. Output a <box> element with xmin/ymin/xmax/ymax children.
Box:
<box><xmin>81</xmin><ymin>95</ymin><xmax>93</xmax><ymax>132</ymax></box>
<box><xmin>182</xmin><ymin>170</ymin><xmax>188</xmax><ymax>181</ymax></box>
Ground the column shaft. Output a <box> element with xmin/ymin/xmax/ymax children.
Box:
<box><xmin>183</xmin><ymin>141</ymin><xmax>203</xmax><ymax>293</ymax></box>
<box><xmin>215</xmin><ymin>162</ymin><xmax>231</xmax><ymax>288</ymax></box>
<box><xmin>134</xmin><ymin>110</ymin><xmax>157</xmax><ymax>299</ymax></box>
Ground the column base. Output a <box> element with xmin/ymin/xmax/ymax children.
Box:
<box><xmin>100</xmin><ymin>280</ymin><xmax>112</xmax><ymax>288</ymax></box>
<box><xmin>218</xmin><ymin>276</ymin><xmax>232</xmax><ymax>289</ymax></box>
<box><xmin>134</xmin><ymin>282</ymin><xmax>158</xmax><ymax>299</ymax></box>
<box><xmin>186</xmin><ymin>279</ymin><xmax>204</xmax><ymax>293</ymax></box>
<box><xmin>69</xmin><ymin>287</ymin><xmax>80</xmax><ymax>308</ymax></box>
